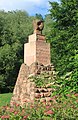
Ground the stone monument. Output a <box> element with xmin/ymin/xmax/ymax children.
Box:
<box><xmin>10</xmin><ymin>19</ymin><xmax>56</xmax><ymax>107</ymax></box>
<box><xmin>24</xmin><ymin>19</ymin><xmax>50</xmax><ymax>66</ymax></box>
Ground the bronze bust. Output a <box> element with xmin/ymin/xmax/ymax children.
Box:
<box><xmin>33</xmin><ymin>19</ymin><xmax>44</xmax><ymax>34</ymax></box>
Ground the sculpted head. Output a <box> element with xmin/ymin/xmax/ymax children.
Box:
<box><xmin>33</xmin><ymin>19</ymin><xmax>44</xmax><ymax>34</ymax></box>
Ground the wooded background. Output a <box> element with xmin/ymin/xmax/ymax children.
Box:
<box><xmin>0</xmin><ymin>0</ymin><xmax>78</xmax><ymax>93</ymax></box>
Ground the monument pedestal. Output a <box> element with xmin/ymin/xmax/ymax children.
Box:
<box><xmin>24</xmin><ymin>33</ymin><xmax>50</xmax><ymax>66</ymax></box>
<box><xmin>10</xmin><ymin>20</ymin><xmax>55</xmax><ymax>107</ymax></box>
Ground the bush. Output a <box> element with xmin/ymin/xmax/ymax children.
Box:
<box><xmin>0</xmin><ymin>93</ymin><xmax>78</xmax><ymax>119</ymax></box>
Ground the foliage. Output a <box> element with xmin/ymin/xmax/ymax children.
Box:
<box><xmin>49</xmin><ymin>0</ymin><xmax>78</xmax><ymax>74</ymax></box>
<box><xmin>0</xmin><ymin>93</ymin><xmax>78</xmax><ymax>119</ymax></box>
<box><xmin>43</xmin><ymin>0</ymin><xmax>78</xmax><ymax>93</ymax></box>
<box><xmin>29</xmin><ymin>71</ymin><xmax>56</xmax><ymax>87</ymax></box>
<box><xmin>35</xmin><ymin>13</ymin><xmax>43</xmax><ymax>20</ymax></box>
<box><xmin>0</xmin><ymin>10</ymin><xmax>33</xmax><ymax>93</ymax></box>
<box><xmin>43</xmin><ymin>14</ymin><xmax>54</xmax><ymax>39</ymax></box>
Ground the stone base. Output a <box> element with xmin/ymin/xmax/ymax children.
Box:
<box><xmin>10</xmin><ymin>62</ymin><xmax>56</xmax><ymax>107</ymax></box>
<box><xmin>10</xmin><ymin>63</ymin><xmax>35</xmax><ymax>107</ymax></box>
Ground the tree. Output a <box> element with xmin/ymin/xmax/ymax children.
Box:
<box><xmin>0</xmin><ymin>10</ymin><xmax>33</xmax><ymax>93</ymax></box>
<box><xmin>35</xmin><ymin>13</ymin><xmax>43</xmax><ymax>20</ymax></box>
<box><xmin>43</xmin><ymin>14</ymin><xmax>54</xmax><ymax>38</ymax></box>
<box><xmin>45</xmin><ymin>0</ymin><xmax>78</xmax><ymax>92</ymax></box>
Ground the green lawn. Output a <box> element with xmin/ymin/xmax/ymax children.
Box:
<box><xmin>0</xmin><ymin>93</ymin><xmax>12</xmax><ymax>107</ymax></box>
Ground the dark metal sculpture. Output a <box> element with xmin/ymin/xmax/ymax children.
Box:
<box><xmin>33</xmin><ymin>19</ymin><xmax>44</xmax><ymax>34</ymax></box>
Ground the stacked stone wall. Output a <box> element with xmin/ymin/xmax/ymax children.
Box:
<box><xmin>10</xmin><ymin>62</ymin><xmax>56</xmax><ymax>107</ymax></box>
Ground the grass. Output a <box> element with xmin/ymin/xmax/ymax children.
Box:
<box><xmin>0</xmin><ymin>93</ymin><xmax>12</xmax><ymax>107</ymax></box>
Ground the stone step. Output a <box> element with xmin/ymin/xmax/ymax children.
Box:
<box><xmin>35</xmin><ymin>87</ymin><xmax>55</xmax><ymax>93</ymax></box>
<box><xmin>46</xmin><ymin>82</ymin><xmax>55</xmax><ymax>87</ymax></box>
<box><xmin>35</xmin><ymin>91</ymin><xmax>52</xmax><ymax>98</ymax></box>
<box><xmin>40</xmin><ymin>97</ymin><xmax>57</xmax><ymax>103</ymax></box>
<box><xmin>35</xmin><ymin>88</ymin><xmax>48</xmax><ymax>93</ymax></box>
